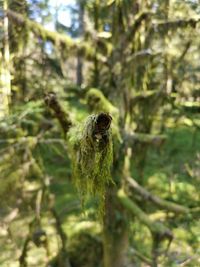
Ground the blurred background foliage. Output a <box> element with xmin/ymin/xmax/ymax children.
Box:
<box><xmin>0</xmin><ymin>0</ymin><xmax>200</xmax><ymax>266</ymax></box>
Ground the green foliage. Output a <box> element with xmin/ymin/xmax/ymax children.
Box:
<box><xmin>0</xmin><ymin>100</ymin><xmax>43</xmax><ymax>206</ymax></box>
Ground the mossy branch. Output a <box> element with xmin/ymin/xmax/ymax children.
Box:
<box><xmin>121</xmin><ymin>10</ymin><xmax>153</xmax><ymax>50</ymax></box>
<box><xmin>117</xmin><ymin>189</ymin><xmax>173</xmax><ymax>241</ymax></box>
<box><xmin>19</xmin><ymin>235</ymin><xmax>31</xmax><ymax>267</ymax></box>
<box><xmin>50</xmin><ymin>208</ymin><xmax>68</xmax><ymax>252</ymax></box>
<box><xmin>126</xmin><ymin>177</ymin><xmax>189</xmax><ymax>214</ymax></box>
<box><xmin>7</xmin><ymin>9</ymin><xmax>94</xmax><ymax>59</ymax></box>
<box><xmin>124</xmin><ymin>132</ymin><xmax>166</xmax><ymax>147</ymax></box>
<box><xmin>176</xmin><ymin>41</ymin><xmax>191</xmax><ymax>64</ymax></box>
<box><xmin>151</xmin><ymin>17</ymin><xmax>200</xmax><ymax>34</ymax></box>
<box><xmin>129</xmin><ymin>247</ymin><xmax>152</xmax><ymax>265</ymax></box>
<box><xmin>44</xmin><ymin>92</ymin><xmax>72</xmax><ymax>136</ymax></box>
<box><xmin>130</xmin><ymin>90</ymin><xmax>165</xmax><ymax>103</ymax></box>
<box><xmin>7</xmin><ymin>10</ymin><xmax>72</xmax><ymax>44</ymax></box>
<box><xmin>127</xmin><ymin>49</ymin><xmax>161</xmax><ymax>64</ymax></box>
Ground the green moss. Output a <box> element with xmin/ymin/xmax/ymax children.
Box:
<box><xmin>86</xmin><ymin>88</ymin><xmax>118</xmax><ymax>114</ymax></box>
<box><xmin>86</xmin><ymin>88</ymin><xmax>121</xmax><ymax>143</ymax></box>
<box><xmin>68</xmin><ymin>114</ymin><xmax>113</xmax><ymax>215</ymax></box>
<box><xmin>68</xmin><ymin>230</ymin><xmax>103</xmax><ymax>267</ymax></box>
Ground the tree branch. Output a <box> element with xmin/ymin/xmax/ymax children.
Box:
<box><xmin>123</xmin><ymin>131</ymin><xmax>166</xmax><ymax>147</ymax></box>
<box><xmin>152</xmin><ymin>17</ymin><xmax>200</xmax><ymax>34</ymax></box>
<box><xmin>131</xmin><ymin>89</ymin><xmax>165</xmax><ymax>102</ymax></box>
<box><xmin>127</xmin><ymin>49</ymin><xmax>162</xmax><ymax>64</ymax></box>
<box><xmin>126</xmin><ymin>177</ymin><xmax>189</xmax><ymax>214</ymax></box>
<box><xmin>19</xmin><ymin>236</ymin><xmax>31</xmax><ymax>267</ymax></box>
<box><xmin>117</xmin><ymin>189</ymin><xmax>173</xmax><ymax>241</ymax></box>
<box><xmin>122</xmin><ymin>11</ymin><xmax>153</xmax><ymax>50</ymax></box>
<box><xmin>51</xmin><ymin>208</ymin><xmax>68</xmax><ymax>251</ymax></box>
<box><xmin>176</xmin><ymin>41</ymin><xmax>191</xmax><ymax>64</ymax></box>
<box><xmin>129</xmin><ymin>247</ymin><xmax>152</xmax><ymax>265</ymax></box>
<box><xmin>7</xmin><ymin>9</ymin><xmax>94</xmax><ymax>59</ymax></box>
<box><xmin>44</xmin><ymin>92</ymin><xmax>72</xmax><ymax>136</ymax></box>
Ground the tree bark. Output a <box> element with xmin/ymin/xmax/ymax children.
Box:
<box><xmin>76</xmin><ymin>0</ymin><xmax>85</xmax><ymax>86</ymax></box>
<box><xmin>103</xmin><ymin>186</ymin><xmax>129</xmax><ymax>267</ymax></box>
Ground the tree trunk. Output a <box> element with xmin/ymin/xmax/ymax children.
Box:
<box><xmin>103</xmin><ymin>186</ymin><xmax>129</xmax><ymax>267</ymax></box>
<box><xmin>0</xmin><ymin>0</ymin><xmax>11</xmax><ymax>118</ymax></box>
<box><xmin>76</xmin><ymin>0</ymin><xmax>85</xmax><ymax>86</ymax></box>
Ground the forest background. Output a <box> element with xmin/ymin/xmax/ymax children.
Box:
<box><xmin>0</xmin><ymin>0</ymin><xmax>200</xmax><ymax>267</ymax></box>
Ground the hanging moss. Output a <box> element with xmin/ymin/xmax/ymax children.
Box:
<box><xmin>68</xmin><ymin>113</ymin><xmax>113</xmax><ymax>214</ymax></box>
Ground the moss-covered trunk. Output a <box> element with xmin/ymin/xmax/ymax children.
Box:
<box><xmin>0</xmin><ymin>0</ymin><xmax>11</xmax><ymax>118</ymax></box>
<box><xmin>103</xmin><ymin>186</ymin><xmax>128</xmax><ymax>267</ymax></box>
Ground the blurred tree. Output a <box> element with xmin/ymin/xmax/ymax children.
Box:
<box><xmin>0</xmin><ymin>0</ymin><xmax>11</xmax><ymax>117</ymax></box>
<box><xmin>0</xmin><ymin>1</ymin><xmax>200</xmax><ymax>267</ymax></box>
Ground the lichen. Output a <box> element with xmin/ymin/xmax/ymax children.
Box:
<box><xmin>68</xmin><ymin>113</ymin><xmax>113</xmax><ymax>215</ymax></box>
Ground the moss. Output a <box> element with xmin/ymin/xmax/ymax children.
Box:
<box><xmin>86</xmin><ymin>88</ymin><xmax>121</xmax><ymax>143</ymax></box>
<box><xmin>68</xmin><ymin>231</ymin><xmax>103</xmax><ymax>267</ymax></box>
<box><xmin>8</xmin><ymin>10</ymin><xmax>95</xmax><ymax>60</ymax></box>
<box><xmin>86</xmin><ymin>88</ymin><xmax>118</xmax><ymax>114</ymax></box>
<box><xmin>68</xmin><ymin>114</ymin><xmax>113</xmax><ymax>215</ymax></box>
